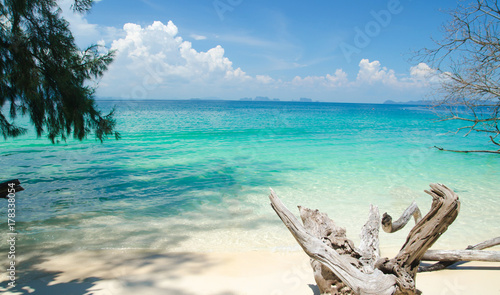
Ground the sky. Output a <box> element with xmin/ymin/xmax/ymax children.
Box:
<box><xmin>60</xmin><ymin>0</ymin><xmax>461</xmax><ymax>103</ymax></box>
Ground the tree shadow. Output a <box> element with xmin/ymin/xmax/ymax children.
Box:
<box><xmin>2</xmin><ymin>255</ymin><xmax>95</xmax><ymax>295</ymax></box>
<box><xmin>6</xmin><ymin>277</ymin><xmax>100</xmax><ymax>295</ymax></box>
<box><xmin>3</xmin><ymin>251</ymin><xmax>231</xmax><ymax>295</ymax></box>
<box><xmin>308</xmin><ymin>284</ymin><xmax>321</xmax><ymax>295</ymax></box>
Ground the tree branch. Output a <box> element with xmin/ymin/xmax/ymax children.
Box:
<box><xmin>434</xmin><ymin>146</ymin><xmax>500</xmax><ymax>154</ymax></box>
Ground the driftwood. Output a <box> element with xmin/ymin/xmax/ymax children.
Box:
<box><xmin>422</xmin><ymin>249</ymin><xmax>500</xmax><ymax>262</ymax></box>
<box><xmin>298</xmin><ymin>205</ymin><xmax>382</xmax><ymax>294</ymax></box>
<box><xmin>269</xmin><ymin>184</ymin><xmax>498</xmax><ymax>294</ymax></box>
<box><xmin>382</xmin><ymin>202</ymin><xmax>500</xmax><ymax>272</ymax></box>
<box><xmin>419</xmin><ymin>236</ymin><xmax>500</xmax><ymax>272</ymax></box>
<box><xmin>270</xmin><ymin>189</ymin><xmax>398</xmax><ymax>295</ymax></box>
<box><xmin>381</xmin><ymin>201</ymin><xmax>422</xmax><ymax>234</ymax></box>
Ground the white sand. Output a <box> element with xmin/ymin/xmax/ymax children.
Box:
<box><xmin>1</xmin><ymin>249</ymin><xmax>499</xmax><ymax>295</ymax></box>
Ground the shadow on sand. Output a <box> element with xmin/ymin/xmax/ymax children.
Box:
<box><xmin>3</xmin><ymin>251</ymin><xmax>241</xmax><ymax>295</ymax></box>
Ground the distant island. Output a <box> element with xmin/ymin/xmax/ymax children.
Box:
<box><xmin>238</xmin><ymin>96</ymin><xmax>316</xmax><ymax>102</ymax></box>
<box><xmin>383</xmin><ymin>99</ymin><xmax>431</xmax><ymax>106</ymax></box>
<box><xmin>240</xmin><ymin>96</ymin><xmax>281</xmax><ymax>101</ymax></box>
<box><xmin>255</xmin><ymin>96</ymin><xmax>271</xmax><ymax>101</ymax></box>
<box><xmin>96</xmin><ymin>97</ymin><xmax>433</xmax><ymax>105</ymax></box>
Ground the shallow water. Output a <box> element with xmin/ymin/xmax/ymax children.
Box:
<box><xmin>1</xmin><ymin>100</ymin><xmax>499</xmax><ymax>253</ymax></box>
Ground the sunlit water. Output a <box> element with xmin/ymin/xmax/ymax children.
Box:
<box><xmin>1</xmin><ymin>100</ymin><xmax>498</xmax><ymax>254</ymax></box>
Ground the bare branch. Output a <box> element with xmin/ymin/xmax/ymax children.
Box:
<box><xmin>479</xmin><ymin>7</ymin><xmax>500</xmax><ymax>21</ymax></box>
<box><xmin>434</xmin><ymin>146</ymin><xmax>500</xmax><ymax>154</ymax></box>
<box><xmin>490</xmin><ymin>135</ymin><xmax>500</xmax><ymax>146</ymax></box>
<box><xmin>415</xmin><ymin>0</ymin><xmax>500</xmax><ymax>152</ymax></box>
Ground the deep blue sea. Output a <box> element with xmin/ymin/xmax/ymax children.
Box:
<box><xmin>1</xmin><ymin>100</ymin><xmax>499</xmax><ymax>253</ymax></box>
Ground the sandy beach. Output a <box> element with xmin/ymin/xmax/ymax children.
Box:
<box><xmin>2</xmin><ymin>248</ymin><xmax>499</xmax><ymax>295</ymax></box>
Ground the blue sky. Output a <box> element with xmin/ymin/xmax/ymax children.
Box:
<box><xmin>61</xmin><ymin>0</ymin><xmax>460</xmax><ymax>102</ymax></box>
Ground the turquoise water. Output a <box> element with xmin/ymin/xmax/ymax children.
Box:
<box><xmin>1</xmin><ymin>100</ymin><xmax>499</xmax><ymax>253</ymax></box>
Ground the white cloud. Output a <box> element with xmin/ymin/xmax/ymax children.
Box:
<box><xmin>256</xmin><ymin>75</ymin><xmax>274</xmax><ymax>84</ymax></box>
<box><xmin>59</xmin><ymin>0</ymin><xmax>100</xmax><ymax>46</ymax></box>
<box><xmin>290</xmin><ymin>69</ymin><xmax>349</xmax><ymax>88</ymax></box>
<box><xmin>288</xmin><ymin>59</ymin><xmax>435</xmax><ymax>92</ymax></box>
<box><xmin>59</xmin><ymin>0</ymin><xmax>122</xmax><ymax>48</ymax></box>
<box><xmin>190</xmin><ymin>34</ymin><xmax>207</xmax><ymax>40</ymax></box>
<box><xmin>291</xmin><ymin>75</ymin><xmax>323</xmax><ymax>87</ymax></box>
<box><xmin>96</xmin><ymin>22</ymin><xmax>438</xmax><ymax>100</ymax></box>
<box><xmin>356</xmin><ymin>59</ymin><xmax>398</xmax><ymax>85</ymax></box>
<box><xmin>57</xmin><ymin>10</ymin><xmax>436</xmax><ymax>102</ymax></box>
<box><xmin>408</xmin><ymin>62</ymin><xmax>445</xmax><ymax>85</ymax></box>
<box><xmin>56</xmin><ymin>3</ymin><xmax>439</xmax><ymax>102</ymax></box>
<box><xmin>98</xmin><ymin>21</ymin><xmax>252</xmax><ymax>99</ymax></box>
<box><xmin>410</xmin><ymin>63</ymin><xmax>434</xmax><ymax>79</ymax></box>
<box><xmin>326</xmin><ymin>69</ymin><xmax>349</xmax><ymax>87</ymax></box>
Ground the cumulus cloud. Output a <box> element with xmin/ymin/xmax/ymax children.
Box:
<box><xmin>99</xmin><ymin>21</ymin><xmax>252</xmax><ymax>98</ymax></box>
<box><xmin>356</xmin><ymin>59</ymin><xmax>397</xmax><ymax>85</ymax></box>
<box><xmin>279</xmin><ymin>59</ymin><xmax>441</xmax><ymax>102</ymax></box>
<box><xmin>326</xmin><ymin>69</ymin><xmax>349</xmax><ymax>87</ymax></box>
<box><xmin>291</xmin><ymin>69</ymin><xmax>349</xmax><ymax>88</ymax></box>
<box><xmin>57</xmin><ymin>2</ymin><xmax>439</xmax><ymax>102</ymax></box>
<box><xmin>74</xmin><ymin>17</ymin><xmax>437</xmax><ymax>101</ymax></box>
<box><xmin>407</xmin><ymin>62</ymin><xmax>445</xmax><ymax>85</ymax></box>
<box><xmin>410</xmin><ymin>63</ymin><xmax>434</xmax><ymax>79</ymax></box>
<box><xmin>288</xmin><ymin>59</ymin><xmax>438</xmax><ymax>91</ymax></box>
<box><xmin>256</xmin><ymin>75</ymin><xmax>274</xmax><ymax>84</ymax></box>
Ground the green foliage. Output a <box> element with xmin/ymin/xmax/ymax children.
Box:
<box><xmin>0</xmin><ymin>0</ymin><xmax>119</xmax><ymax>143</ymax></box>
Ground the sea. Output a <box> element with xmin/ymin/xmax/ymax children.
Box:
<box><xmin>1</xmin><ymin>100</ymin><xmax>499</xmax><ymax>255</ymax></box>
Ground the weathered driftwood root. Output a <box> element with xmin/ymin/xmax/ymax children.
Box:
<box><xmin>419</xmin><ymin>236</ymin><xmax>500</xmax><ymax>272</ymax></box>
<box><xmin>299</xmin><ymin>206</ymin><xmax>357</xmax><ymax>294</ymax></box>
<box><xmin>383</xmin><ymin>201</ymin><xmax>500</xmax><ymax>272</ymax></box>
<box><xmin>298</xmin><ymin>205</ymin><xmax>382</xmax><ymax>294</ymax></box>
<box><xmin>269</xmin><ymin>184</ymin><xmax>460</xmax><ymax>295</ymax></box>
<box><xmin>381</xmin><ymin>202</ymin><xmax>422</xmax><ymax>233</ymax></box>
<box><xmin>270</xmin><ymin>189</ymin><xmax>398</xmax><ymax>295</ymax></box>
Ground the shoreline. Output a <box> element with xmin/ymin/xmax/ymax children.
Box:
<box><xmin>2</xmin><ymin>248</ymin><xmax>499</xmax><ymax>295</ymax></box>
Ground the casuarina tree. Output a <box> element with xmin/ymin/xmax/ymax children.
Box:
<box><xmin>0</xmin><ymin>0</ymin><xmax>119</xmax><ymax>143</ymax></box>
